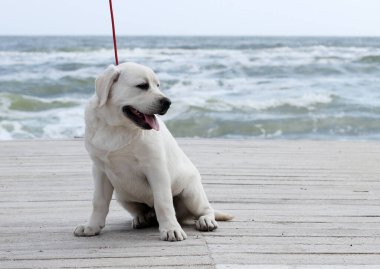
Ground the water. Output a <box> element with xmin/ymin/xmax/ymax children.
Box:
<box><xmin>1</xmin><ymin>36</ymin><xmax>380</xmax><ymax>140</ymax></box>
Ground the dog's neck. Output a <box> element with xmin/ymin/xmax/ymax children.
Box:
<box><xmin>91</xmin><ymin>123</ymin><xmax>141</xmax><ymax>152</ymax></box>
<box><xmin>86</xmin><ymin>110</ymin><xmax>142</xmax><ymax>153</ymax></box>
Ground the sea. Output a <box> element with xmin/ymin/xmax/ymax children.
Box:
<box><xmin>1</xmin><ymin>36</ymin><xmax>380</xmax><ymax>140</ymax></box>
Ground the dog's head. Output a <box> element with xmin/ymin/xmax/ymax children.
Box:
<box><xmin>95</xmin><ymin>62</ymin><xmax>171</xmax><ymax>131</ymax></box>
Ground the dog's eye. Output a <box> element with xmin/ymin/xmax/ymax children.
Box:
<box><xmin>157</xmin><ymin>84</ymin><xmax>160</xmax><ymax>88</ymax></box>
<box><xmin>136</xmin><ymin>83</ymin><xmax>149</xmax><ymax>90</ymax></box>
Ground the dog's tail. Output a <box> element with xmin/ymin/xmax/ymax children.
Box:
<box><xmin>215</xmin><ymin>210</ymin><xmax>234</xmax><ymax>221</ymax></box>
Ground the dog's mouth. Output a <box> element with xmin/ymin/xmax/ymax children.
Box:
<box><xmin>122</xmin><ymin>106</ymin><xmax>159</xmax><ymax>131</ymax></box>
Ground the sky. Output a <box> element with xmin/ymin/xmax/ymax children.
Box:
<box><xmin>0</xmin><ymin>0</ymin><xmax>380</xmax><ymax>36</ymax></box>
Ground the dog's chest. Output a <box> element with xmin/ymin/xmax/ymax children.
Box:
<box><xmin>104</xmin><ymin>152</ymin><xmax>154</xmax><ymax>205</ymax></box>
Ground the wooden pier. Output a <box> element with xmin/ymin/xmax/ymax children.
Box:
<box><xmin>1</xmin><ymin>139</ymin><xmax>380</xmax><ymax>268</ymax></box>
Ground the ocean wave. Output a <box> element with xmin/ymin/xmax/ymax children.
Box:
<box><xmin>0</xmin><ymin>90</ymin><xmax>378</xmax><ymax>140</ymax></box>
<box><xmin>1</xmin><ymin>45</ymin><xmax>380</xmax><ymax>82</ymax></box>
<box><xmin>356</xmin><ymin>55</ymin><xmax>380</xmax><ymax>63</ymax></box>
<box><xmin>1</xmin><ymin>36</ymin><xmax>380</xmax><ymax>140</ymax></box>
<box><xmin>0</xmin><ymin>93</ymin><xmax>80</xmax><ymax>112</ymax></box>
<box><xmin>165</xmin><ymin>113</ymin><xmax>380</xmax><ymax>139</ymax></box>
<box><xmin>0</xmin><ymin>93</ymin><xmax>85</xmax><ymax>139</ymax></box>
<box><xmin>2</xmin><ymin>36</ymin><xmax>380</xmax><ymax>51</ymax></box>
<box><xmin>171</xmin><ymin>92</ymin><xmax>335</xmax><ymax>114</ymax></box>
<box><xmin>0</xmin><ymin>77</ymin><xmax>95</xmax><ymax>97</ymax></box>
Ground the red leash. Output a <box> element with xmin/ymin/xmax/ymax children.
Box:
<box><xmin>109</xmin><ymin>0</ymin><xmax>119</xmax><ymax>65</ymax></box>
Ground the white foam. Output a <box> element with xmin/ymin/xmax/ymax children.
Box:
<box><xmin>1</xmin><ymin>45</ymin><xmax>379</xmax><ymax>83</ymax></box>
<box><xmin>245</xmin><ymin>92</ymin><xmax>333</xmax><ymax>111</ymax></box>
<box><xmin>42</xmin><ymin>106</ymin><xmax>85</xmax><ymax>139</ymax></box>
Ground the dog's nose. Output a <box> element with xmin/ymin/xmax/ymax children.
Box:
<box><xmin>159</xmin><ymin>97</ymin><xmax>171</xmax><ymax>115</ymax></box>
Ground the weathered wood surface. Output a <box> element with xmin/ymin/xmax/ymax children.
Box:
<box><xmin>0</xmin><ymin>139</ymin><xmax>380</xmax><ymax>268</ymax></box>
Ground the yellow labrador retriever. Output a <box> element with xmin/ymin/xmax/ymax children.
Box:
<box><xmin>74</xmin><ymin>63</ymin><xmax>232</xmax><ymax>241</ymax></box>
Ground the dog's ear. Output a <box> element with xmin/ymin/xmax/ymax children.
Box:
<box><xmin>95</xmin><ymin>65</ymin><xmax>121</xmax><ymax>107</ymax></box>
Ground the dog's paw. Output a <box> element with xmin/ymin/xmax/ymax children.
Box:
<box><xmin>195</xmin><ymin>215</ymin><xmax>218</xmax><ymax>231</ymax></box>
<box><xmin>159</xmin><ymin>226</ymin><xmax>187</xmax><ymax>241</ymax></box>
<box><xmin>74</xmin><ymin>224</ymin><xmax>102</xmax><ymax>237</ymax></box>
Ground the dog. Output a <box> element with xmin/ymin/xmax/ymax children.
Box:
<box><xmin>74</xmin><ymin>62</ymin><xmax>232</xmax><ymax>241</ymax></box>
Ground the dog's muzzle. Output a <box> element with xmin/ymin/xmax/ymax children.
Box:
<box><xmin>121</xmin><ymin>98</ymin><xmax>171</xmax><ymax>131</ymax></box>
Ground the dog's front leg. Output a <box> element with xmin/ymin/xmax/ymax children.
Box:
<box><xmin>146</xmin><ymin>168</ymin><xmax>187</xmax><ymax>241</ymax></box>
<box><xmin>74</xmin><ymin>164</ymin><xmax>113</xmax><ymax>236</ymax></box>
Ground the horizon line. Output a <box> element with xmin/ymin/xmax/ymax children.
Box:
<box><xmin>1</xmin><ymin>34</ymin><xmax>380</xmax><ymax>38</ymax></box>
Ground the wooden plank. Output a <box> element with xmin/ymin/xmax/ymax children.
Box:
<box><xmin>0</xmin><ymin>139</ymin><xmax>380</xmax><ymax>268</ymax></box>
<box><xmin>211</xmin><ymin>253</ymin><xmax>380</xmax><ymax>265</ymax></box>
<box><xmin>0</xmin><ymin>255</ymin><xmax>213</xmax><ymax>268</ymax></box>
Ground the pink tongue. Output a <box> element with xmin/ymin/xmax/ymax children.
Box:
<box><xmin>144</xmin><ymin>114</ymin><xmax>159</xmax><ymax>131</ymax></box>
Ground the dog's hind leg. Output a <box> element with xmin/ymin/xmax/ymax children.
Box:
<box><xmin>180</xmin><ymin>176</ymin><xmax>219</xmax><ymax>231</ymax></box>
<box><xmin>173</xmin><ymin>196</ymin><xmax>194</xmax><ymax>224</ymax></box>
<box><xmin>120</xmin><ymin>201</ymin><xmax>157</xmax><ymax>229</ymax></box>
